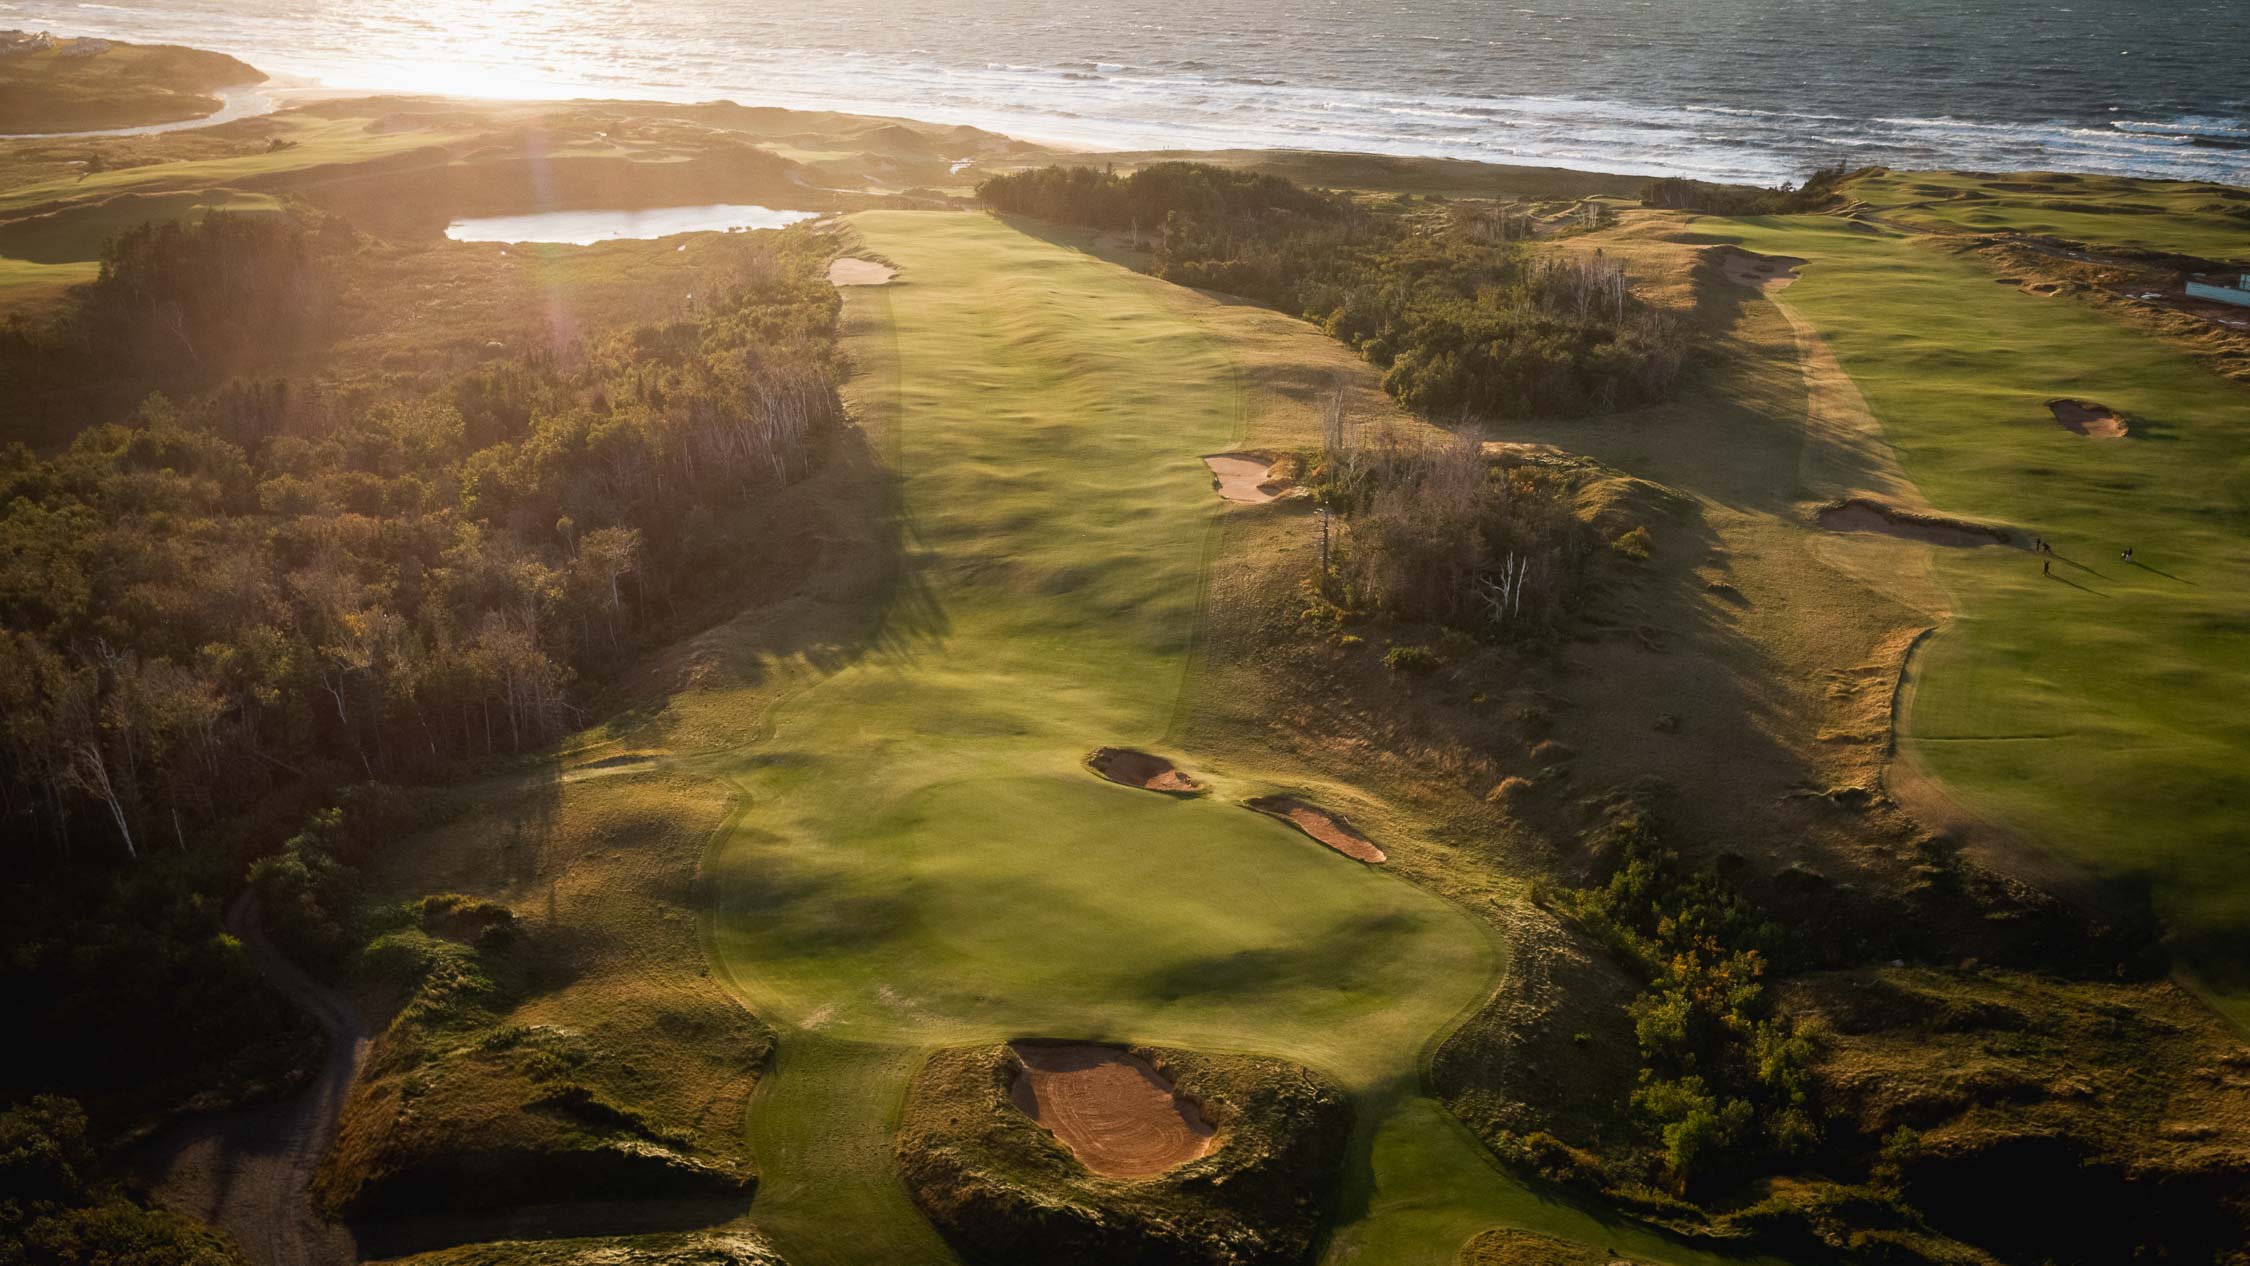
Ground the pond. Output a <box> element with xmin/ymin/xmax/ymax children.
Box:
<box><xmin>444</xmin><ymin>204</ymin><xmax>820</xmax><ymax>245</ymax></box>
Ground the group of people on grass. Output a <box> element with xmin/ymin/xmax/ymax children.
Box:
<box><xmin>2030</xmin><ymin>535</ymin><xmax>2134</xmax><ymax>577</ymax></box>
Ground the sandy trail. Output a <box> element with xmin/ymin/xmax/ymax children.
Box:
<box><xmin>131</xmin><ymin>893</ymin><xmax>366</xmax><ymax>1266</ymax></box>
<box><xmin>1202</xmin><ymin>453</ymin><xmax>1280</xmax><ymax>503</ymax></box>
<box><xmin>828</xmin><ymin>258</ymin><xmax>898</xmax><ymax>286</ymax></box>
<box><xmin>1246</xmin><ymin>796</ymin><xmax>1385</xmax><ymax>863</ymax></box>
<box><xmin>1008</xmin><ymin>1044</ymin><xmax>1214</xmax><ymax>1178</ymax></box>
<box><xmin>2049</xmin><ymin>398</ymin><xmax>2127</xmax><ymax>438</ymax></box>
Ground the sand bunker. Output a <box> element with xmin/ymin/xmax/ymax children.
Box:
<box><xmin>1245</xmin><ymin>796</ymin><xmax>1385</xmax><ymax>864</ymax></box>
<box><xmin>1817</xmin><ymin>499</ymin><xmax>2009</xmax><ymax>549</ymax></box>
<box><xmin>1716</xmin><ymin>246</ymin><xmax>1805</xmax><ymax>291</ymax></box>
<box><xmin>1009</xmin><ymin>1043</ymin><xmax>1215</xmax><ymax>1178</ymax></box>
<box><xmin>2048</xmin><ymin>398</ymin><xmax>2127</xmax><ymax>438</ymax></box>
<box><xmin>1086</xmin><ymin>747</ymin><xmax>1202</xmax><ymax>795</ymax></box>
<box><xmin>827</xmin><ymin>258</ymin><xmax>897</xmax><ymax>286</ymax></box>
<box><xmin>1203</xmin><ymin>453</ymin><xmax>1284</xmax><ymax>503</ymax></box>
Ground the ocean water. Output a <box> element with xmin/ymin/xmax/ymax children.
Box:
<box><xmin>444</xmin><ymin>204</ymin><xmax>819</xmax><ymax>243</ymax></box>
<box><xmin>6</xmin><ymin>0</ymin><xmax>2246</xmax><ymax>185</ymax></box>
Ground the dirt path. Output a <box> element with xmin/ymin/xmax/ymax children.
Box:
<box><xmin>132</xmin><ymin>893</ymin><xmax>367</xmax><ymax>1266</ymax></box>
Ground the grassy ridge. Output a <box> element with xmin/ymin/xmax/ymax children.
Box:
<box><xmin>698</xmin><ymin>211</ymin><xmax>1758</xmax><ymax>1266</ymax></box>
<box><xmin>0</xmin><ymin>37</ymin><xmax>261</xmax><ymax>134</ymax></box>
<box><xmin>1843</xmin><ymin>169</ymin><xmax>2250</xmax><ymax>264</ymax></box>
<box><xmin>1708</xmin><ymin>214</ymin><xmax>2250</xmax><ymax>987</ymax></box>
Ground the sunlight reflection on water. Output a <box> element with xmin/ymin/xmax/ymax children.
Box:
<box><xmin>442</xmin><ymin>204</ymin><xmax>820</xmax><ymax>244</ymax></box>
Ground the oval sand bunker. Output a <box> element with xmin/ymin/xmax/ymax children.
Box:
<box><xmin>1246</xmin><ymin>796</ymin><xmax>1385</xmax><ymax>864</ymax></box>
<box><xmin>1009</xmin><ymin>1043</ymin><xmax>1215</xmax><ymax>1178</ymax></box>
<box><xmin>827</xmin><ymin>258</ymin><xmax>897</xmax><ymax>286</ymax></box>
<box><xmin>1086</xmin><ymin>747</ymin><xmax>1202</xmax><ymax>795</ymax></box>
<box><xmin>1203</xmin><ymin>453</ymin><xmax>1281</xmax><ymax>504</ymax></box>
<box><xmin>2049</xmin><ymin>398</ymin><xmax>2127</xmax><ymax>438</ymax></box>
<box><xmin>1817</xmin><ymin>499</ymin><xmax>2009</xmax><ymax>549</ymax></box>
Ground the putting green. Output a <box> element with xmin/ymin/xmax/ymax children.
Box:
<box><xmin>1714</xmin><ymin>215</ymin><xmax>2250</xmax><ymax>992</ymax></box>
<box><xmin>702</xmin><ymin>212</ymin><xmax>1751</xmax><ymax>1265</ymax></box>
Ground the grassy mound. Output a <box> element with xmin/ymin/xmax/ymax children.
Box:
<box><xmin>1784</xmin><ymin>967</ymin><xmax>2250</xmax><ymax>1263</ymax></box>
<box><xmin>897</xmin><ymin>1043</ymin><xmax>1350</xmax><ymax>1266</ymax></box>
<box><xmin>0</xmin><ymin>35</ymin><xmax>260</xmax><ymax>134</ymax></box>
<box><xmin>315</xmin><ymin>774</ymin><xmax>771</xmax><ymax>1219</ymax></box>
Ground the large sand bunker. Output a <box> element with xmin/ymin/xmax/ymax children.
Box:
<box><xmin>827</xmin><ymin>258</ymin><xmax>897</xmax><ymax>286</ymax></box>
<box><xmin>1203</xmin><ymin>453</ymin><xmax>1285</xmax><ymax>504</ymax></box>
<box><xmin>1086</xmin><ymin>747</ymin><xmax>1202</xmax><ymax>795</ymax></box>
<box><xmin>2049</xmin><ymin>398</ymin><xmax>2127</xmax><ymax>438</ymax></box>
<box><xmin>1008</xmin><ymin>1043</ymin><xmax>1215</xmax><ymax>1178</ymax></box>
<box><xmin>1817</xmin><ymin>499</ymin><xmax>2010</xmax><ymax>549</ymax></box>
<box><xmin>1715</xmin><ymin>246</ymin><xmax>1805</xmax><ymax>291</ymax></box>
<box><xmin>1245</xmin><ymin>796</ymin><xmax>1385</xmax><ymax>864</ymax></box>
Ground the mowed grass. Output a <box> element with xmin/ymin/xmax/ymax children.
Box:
<box><xmin>0</xmin><ymin>189</ymin><xmax>283</xmax><ymax>263</ymax></box>
<box><xmin>700</xmin><ymin>211</ymin><xmax>1755</xmax><ymax>1266</ymax></box>
<box><xmin>1712</xmin><ymin>214</ymin><xmax>2250</xmax><ymax>985</ymax></box>
<box><xmin>1845</xmin><ymin>169</ymin><xmax>2250</xmax><ymax>264</ymax></box>
<box><xmin>0</xmin><ymin>114</ymin><xmax>462</xmax><ymax>217</ymax></box>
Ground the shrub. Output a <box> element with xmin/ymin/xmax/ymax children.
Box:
<box><xmin>1383</xmin><ymin>644</ymin><xmax>1439</xmax><ymax>674</ymax></box>
<box><xmin>1317</xmin><ymin>432</ymin><xmax>1595</xmax><ymax>640</ymax></box>
<box><xmin>1612</xmin><ymin>525</ymin><xmax>1653</xmax><ymax>560</ymax></box>
<box><xmin>1486</xmin><ymin>776</ymin><xmax>1535</xmax><ymax>807</ymax></box>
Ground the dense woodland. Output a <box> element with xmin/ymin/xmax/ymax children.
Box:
<box><xmin>0</xmin><ymin>212</ymin><xmax>845</xmax><ymax>1158</ymax></box>
<box><xmin>977</xmin><ymin>163</ymin><xmax>1689</xmax><ymax>418</ymax></box>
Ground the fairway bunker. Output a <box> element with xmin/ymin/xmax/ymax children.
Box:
<box><xmin>1715</xmin><ymin>245</ymin><xmax>1805</xmax><ymax>291</ymax></box>
<box><xmin>1008</xmin><ymin>1043</ymin><xmax>1215</xmax><ymax>1178</ymax></box>
<box><xmin>1086</xmin><ymin>747</ymin><xmax>1203</xmax><ymax>795</ymax></box>
<box><xmin>1202</xmin><ymin>452</ymin><xmax>1286</xmax><ymax>503</ymax></box>
<box><xmin>828</xmin><ymin>257</ymin><xmax>897</xmax><ymax>286</ymax></box>
<box><xmin>1245</xmin><ymin>796</ymin><xmax>1386</xmax><ymax>864</ymax></box>
<box><xmin>2049</xmin><ymin>398</ymin><xmax>2128</xmax><ymax>438</ymax></box>
<box><xmin>1817</xmin><ymin>499</ymin><xmax>2011</xmax><ymax>548</ymax></box>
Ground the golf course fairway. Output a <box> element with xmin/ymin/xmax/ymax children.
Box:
<box><xmin>1714</xmin><ymin>215</ymin><xmax>2250</xmax><ymax>1000</ymax></box>
<box><xmin>700</xmin><ymin>212</ymin><xmax>1752</xmax><ymax>1265</ymax></box>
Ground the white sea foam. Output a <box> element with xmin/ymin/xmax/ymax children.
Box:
<box><xmin>7</xmin><ymin>0</ymin><xmax>2244</xmax><ymax>186</ymax></box>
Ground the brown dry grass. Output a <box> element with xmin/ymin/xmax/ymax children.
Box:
<box><xmin>319</xmin><ymin>769</ymin><xmax>770</xmax><ymax>1229</ymax></box>
<box><xmin>1461</xmin><ymin>1226</ymin><xmax>1650</xmax><ymax>1265</ymax></box>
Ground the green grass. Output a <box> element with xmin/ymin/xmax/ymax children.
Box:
<box><xmin>0</xmin><ymin>116</ymin><xmax>461</xmax><ymax>217</ymax></box>
<box><xmin>0</xmin><ymin>256</ymin><xmax>97</xmax><ymax>312</ymax></box>
<box><xmin>0</xmin><ymin>189</ymin><xmax>283</xmax><ymax>263</ymax></box>
<box><xmin>1844</xmin><ymin>169</ymin><xmax>2250</xmax><ymax>264</ymax></box>
<box><xmin>1708</xmin><ymin>214</ymin><xmax>2250</xmax><ymax>983</ymax></box>
<box><xmin>699</xmin><ymin>211</ymin><xmax>1761</xmax><ymax>1266</ymax></box>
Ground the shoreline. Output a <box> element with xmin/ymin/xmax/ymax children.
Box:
<box><xmin>6</xmin><ymin>17</ymin><xmax>2244</xmax><ymax>188</ymax></box>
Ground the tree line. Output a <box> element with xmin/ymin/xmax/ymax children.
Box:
<box><xmin>977</xmin><ymin>162</ymin><xmax>1689</xmax><ymax>419</ymax></box>
<box><xmin>1638</xmin><ymin>163</ymin><xmax>1857</xmax><ymax>217</ymax></box>
<box><xmin>0</xmin><ymin>212</ymin><xmax>845</xmax><ymax>863</ymax></box>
